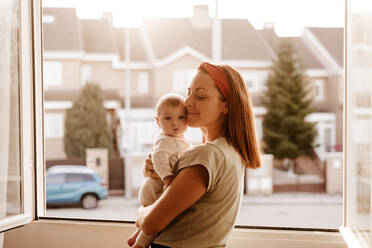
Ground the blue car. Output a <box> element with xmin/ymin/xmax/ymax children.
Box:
<box><xmin>46</xmin><ymin>165</ymin><xmax>108</xmax><ymax>209</ymax></box>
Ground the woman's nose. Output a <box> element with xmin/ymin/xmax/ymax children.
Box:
<box><xmin>185</xmin><ymin>95</ymin><xmax>192</xmax><ymax>107</ymax></box>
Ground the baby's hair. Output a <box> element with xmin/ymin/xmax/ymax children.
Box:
<box><xmin>155</xmin><ymin>93</ymin><xmax>186</xmax><ymax>115</ymax></box>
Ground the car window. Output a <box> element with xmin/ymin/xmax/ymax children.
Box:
<box><xmin>46</xmin><ymin>174</ymin><xmax>65</xmax><ymax>184</ymax></box>
<box><xmin>66</xmin><ymin>173</ymin><xmax>95</xmax><ymax>183</ymax></box>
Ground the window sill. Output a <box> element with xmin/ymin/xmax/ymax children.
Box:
<box><xmin>4</xmin><ymin>219</ymin><xmax>347</xmax><ymax>248</ymax></box>
<box><xmin>339</xmin><ymin>226</ymin><xmax>369</xmax><ymax>248</ymax></box>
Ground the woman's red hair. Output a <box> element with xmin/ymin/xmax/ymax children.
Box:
<box><xmin>199</xmin><ymin>64</ymin><xmax>262</xmax><ymax>169</ymax></box>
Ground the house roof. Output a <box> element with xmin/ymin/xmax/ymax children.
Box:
<box><xmin>307</xmin><ymin>27</ymin><xmax>344</xmax><ymax>67</ymax></box>
<box><xmin>80</xmin><ymin>18</ymin><xmax>118</xmax><ymax>54</ymax></box>
<box><xmin>115</xmin><ymin>28</ymin><xmax>148</xmax><ymax>62</ymax></box>
<box><xmin>222</xmin><ymin>19</ymin><xmax>272</xmax><ymax>60</ymax></box>
<box><xmin>42</xmin><ymin>8</ymin><xmax>83</xmax><ymax>51</ymax></box>
<box><xmin>142</xmin><ymin>18</ymin><xmax>272</xmax><ymax>61</ymax></box>
<box><xmin>142</xmin><ymin>18</ymin><xmax>212</xmax><ymax>59</ymax></box>
<box><xmin>260</xmin><ymin>28</ymin><xmax>325</xmax><ymax>69</ymax></box>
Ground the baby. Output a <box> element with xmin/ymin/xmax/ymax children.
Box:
<box><xmin>127</xmin><ymin>93</ymin><xmax>192</xmax><ymax>248</ymax></box>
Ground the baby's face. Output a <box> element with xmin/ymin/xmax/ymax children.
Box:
<box><xmin>156</xmin><ymin>104</ymin><xmax>188</xmax><ymax>138</ymax></box>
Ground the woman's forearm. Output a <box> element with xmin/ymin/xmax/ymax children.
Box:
<box><xmin>137</xmin><ymin>165</ymin><xmax>209</xmax><ymax>235</ymax></box>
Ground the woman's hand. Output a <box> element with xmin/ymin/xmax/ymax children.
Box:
<box><xmin>143</xmin><ymin>153</ymin><xmax>161</xmax><ymax>180</ymax></box>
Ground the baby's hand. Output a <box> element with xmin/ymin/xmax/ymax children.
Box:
<box><xmin>143</xmin><ymin>153</ymin><xmax>160</xmax><ymax>180</ymax></box>
<box><xmin>163</xmin><ymin>175</ymin><xmax>174</xmax><ymax>188</ymax></box>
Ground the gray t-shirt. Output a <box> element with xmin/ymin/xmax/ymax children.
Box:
<box><xmin>154</xmin><ymin>137</ymin><xmax>245</xmax><ymax>248</ymax></box>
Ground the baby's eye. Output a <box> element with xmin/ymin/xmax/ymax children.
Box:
<box><xmin>164</xmin><ymin>117</ymin><xmax>171</xmax><ymax>120</ymax></box>
<box><xmin>196</xmin><ymin>96</ymin><xmax>206</xmax><ymax>99</ymax></box>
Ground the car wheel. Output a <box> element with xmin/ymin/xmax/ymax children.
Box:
<box><xmin>81</xmin><ymin>194</ymin><xmax>98</xmax><ymax>209</ymax></box>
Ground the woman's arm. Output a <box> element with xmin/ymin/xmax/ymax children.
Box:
<box><xmin>137</xmin><ymin>165</ymin><xmax>209</xmax><ymax>234</ymax></box>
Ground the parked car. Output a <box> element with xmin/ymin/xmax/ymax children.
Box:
<box><xmin>46</xmin><ymin>165</ymin><xmax>108</xmax><ymax>209</ymax></box>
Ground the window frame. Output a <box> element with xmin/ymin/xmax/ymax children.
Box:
<box><xmin>339</xmin><ymin>0</ymin><xmax>372</xmax><ymax>246</ymax></box>
<box><xmin>0</xmin><ymin>0</ymin><xmax>36</xmax><ymax>233</ymax></box>
<box><xmin>7</xmin><ymin>0</ymin><xmax>368</xmax><ymax>247</ymax></box>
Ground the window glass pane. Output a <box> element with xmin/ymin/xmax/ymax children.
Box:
<box><xmin>42</xmin><ymin>0</ymin><xmax>343</xmax><ymax>230</ymax></box>
<box><xmin>0</xmin><ymin>0</ymin><xmax>22</xmax><ymax>220</ymax></box>
<box><xmin>348</xmin><ymin>0</ymin><xmax>372</xmax><ymax>244</ymax></box>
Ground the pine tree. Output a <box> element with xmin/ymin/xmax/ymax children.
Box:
<box><xmin>262</xmin><ymin>39</ymin><xmax>317</xmax><ymax>161</ymax></box>
<box><xmin>64</xmin><ymin>83</ymin><xmax>113</xmax><ymax>158</ymax></box>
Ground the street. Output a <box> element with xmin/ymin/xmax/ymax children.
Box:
<box><xmin>46</xmin><ymin>193</ymin><xmax>342</xmax><ymax>229</ymax></box>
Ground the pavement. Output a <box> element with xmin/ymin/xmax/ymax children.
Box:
<box><xmin>46</xmin><ymin>193</ymin><xmax>343</xmax><ymax>229</ymax></box>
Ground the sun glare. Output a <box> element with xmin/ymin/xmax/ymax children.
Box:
<box><xmin>43</xmin><ymin>0</ymin><xmax>344</xmax><ymax>36</ymax></box>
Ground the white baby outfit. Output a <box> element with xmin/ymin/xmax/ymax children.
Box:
<box><xmin>136</xmin><ymin>132</ymin><xmax>192</xmax><ymax>247</ymax></box>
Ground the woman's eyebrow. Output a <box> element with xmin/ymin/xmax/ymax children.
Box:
<box><xmin>195</xmin><ymin>88</ymin><xmax>206</xmax><ymax>91</ymax></box>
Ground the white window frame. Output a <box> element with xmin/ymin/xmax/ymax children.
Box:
<box><xmin>339</xmin><ymin>0</ymin><xmax>372</xmax><ymax>247</ymax></box>
<box><xmin>5</xmin><ymin>1</ymin><xmax>369</xmax><ymax>248</ymax></box>
<box><xmin>0</xmin><ymin>0</ymin><xmax>36</xmax><ymax>233</ymax></box>
<box><xmin>137</xmin><ymin>72</ymin><xmax>149</xmax><ymax>94</ymax></box>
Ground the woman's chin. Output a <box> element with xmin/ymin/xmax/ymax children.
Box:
<box><xmin>187</xmin><ymin>121</ymin><xmax>199</xmax><ymax>127</ymax></box>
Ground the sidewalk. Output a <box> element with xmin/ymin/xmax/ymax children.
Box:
<box><xmin>46</xmin><ymin>193</ymin><xmax>343</xmax><ymax>229</ymax></box>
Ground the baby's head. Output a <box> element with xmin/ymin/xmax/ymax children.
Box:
<box><xmin>155</xmin><ymin>93</ymin><xmax>188</xmax><ymax>138</ymax></box>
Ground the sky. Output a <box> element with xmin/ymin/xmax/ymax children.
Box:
<box><xmin>42</xmin><ymin>0</ymin><xmax>350</xmax><ymax>37</ymax></box>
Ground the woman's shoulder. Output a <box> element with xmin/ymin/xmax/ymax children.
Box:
<box><xmin>182</xmin><ymin>138</ymin><xmax>227</xmax><ymax>159</ymax></box>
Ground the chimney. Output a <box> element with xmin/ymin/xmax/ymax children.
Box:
<box><xmin>191</xmin><ymin>5</ymin><xmax>211</xmax><ymax>29</ymax></box>
<box><xmin>102</xmin><ymin>12</ymin><xmax>113</xmax><ymax>25</ymax></box>
<box><xmin>263</xmin><ymin>22</ymin><xmax>275</xmax><ymax>30</ymax></box>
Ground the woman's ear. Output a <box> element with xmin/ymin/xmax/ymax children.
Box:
<box><xmin>222</xmin><ymin>101</ymin><xmax>228</xmax><ymax>114</ymax></box>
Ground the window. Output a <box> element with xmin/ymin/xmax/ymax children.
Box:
<box><xmin>66</xmin><ymin>174</ymin><xmax>94</xmax><ymax>182</ymax></box>
<box><xmin>340</xmin><ymin>1</ymin><xmax>372</xmax><ymax>246</ymax></box>
<box><xmin>172</xmin><ymin>70</ymin><xmax>195</xmax><ymax>93</ymax></box>
<box><xmin>46</xmin><ymin>174</ymin><xmax>65</xmax><ymax>184</ymax></box>
<box><xmin>314</xmin><ymin>79</ymin><xmax>324</xmax><ymax>100</ymax></box>
<box><xmin>81</xmin><ymin>64</ymin><xmax>92</xmax><ymax>85</ymax></box>
<box><xmin>43</xmin><ymin>14</ymin><xmax>55</xmax><ymax>24</ymax></box>
<box><xmin>44</xmin><ymin>113</ymin><xmax>64</xmax><ymax>138</ymax></box>
<box><xmin>138</xmin><ymin>72</ymin><xmax>149</xmax><ymax>94</ymax></box>
<box><xmin>39</xmin><ymin>1</ymin><xmax>345</xmax><ymax>230</ymax></box>
<box><xmin>43</xmin><ymin>61</ymin><xmax>62</xmax><ymax>88</ymax></box>
<box><xmin>0</xmin><ymin>0</ymin><xmax>35</xmax><ymax>233</ymax></box>
<box><xmin>240</xmin><ymin>71</ymin><xmax>268</xmax><ymax>93</ymax></box>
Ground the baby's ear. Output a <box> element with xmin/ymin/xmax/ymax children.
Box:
<box><xmin>155</xmin><ymin>116</ymin><xmax>160</xmax><ymax>127</ymax></box>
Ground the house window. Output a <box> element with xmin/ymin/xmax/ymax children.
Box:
<box><xmin>138</xmin><ymin>72</ymin><xmax>149</xmax><ymax>94</ymax></box>
<box><xmin>43</xmin><ymin>14</ymin><xmax>55</xmax><ymax>24</ymax></box>
<box><xmin>43</xmin><ymin>61</ymin><xmax>62</xmax><ymax>88</ymax></box>
<box><xmin>240</xmin><ymin>71</ymin><xmax>268</xmax><ymax>93</ymax></box>
<box><xmin>255</xmin><ymin>118</ymin><xmax>263</xmax><ymax>140</ymax></box>
<box><xmin>81</xmin><ymin>64</ymin><xmax>92</xmax><ymax>85</ymax></box>
<box><xmin>172</xmin><ymin>70</ymin><xmax>195</xmax><ymax>93</ymax></box>
<box><xmin>314</xmin><ymin>79</ymin><xmax>324</xmax><ymax>100</ymax></box>
<box><xmin>44</xmin><ymin>113</ymin><xmax>64</xmax><ymax>138</ymax></box>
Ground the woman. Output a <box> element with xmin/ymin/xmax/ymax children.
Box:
<box><xmin>136</xmin><ymin>62</ymin><xmax>261</xmax><ymax>248</ymax></box>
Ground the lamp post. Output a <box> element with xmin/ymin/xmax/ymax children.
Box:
<box><xmin>124</xmin><ymin>26</ymin><xmax>132</xmax><ymax>198</ymax></box>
